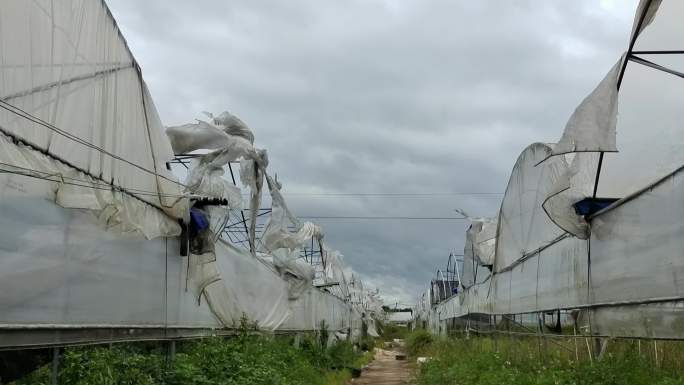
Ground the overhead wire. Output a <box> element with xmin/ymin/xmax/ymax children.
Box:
<box><xmin>0</xmin><ymin>101</ymin><xmax>234</xmax><ymax>201</ymax></box>
<box><xmin>298</xmin><ymin>216</ymin><xmax>467</xmax><ymax>220</ymax></box>
<box><xmin>0</xmin><ymin>161</ymin><xmax>478</xmax><ymax>223</ymax></box>
<box><xmin>283</xmin><ymin>192</ymin><xmax>503</xmax><ymax>197</ymax></box>
<box><xmin>0</xmin><ymin>100</ymin><xmax>483</xmax><ymax>231</ymax></box>
<box><xmin>0</xmin><ymin>161</ymin><xmax>188</xmax><ymax>198</ymax></box>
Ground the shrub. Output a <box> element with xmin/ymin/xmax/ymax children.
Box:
<box><xmin>379</xmin><ymin>323</ymin><xmax>409</xmax><ymax>342</ymax></box>
<box><xmin>406</xmin><ymin>329</ymin><xmax>434</xmax><ymax>357</ymax></box>
<box><xmin>8</xmin><ymin>334</ymin><xmax>376</xmax><ymax>385</ymax></box>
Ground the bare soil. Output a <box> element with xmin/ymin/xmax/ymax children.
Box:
<box><xmin>352</xmin><ymin>348</ymin><xmax>413</xmax><ymax>385</ymax></box>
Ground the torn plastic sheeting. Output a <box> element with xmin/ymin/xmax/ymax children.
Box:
<box><xmin>240</xmin><ymin>151</ymin><xmax>268</xmax><ymax>253</ymax></box>
<box><xmin>260</xmin><ymin>172</ymin><xmax>323</xmax><ymax>252</ymax></box>
<box><xmin>476</xmin><ymin>224</ymin><xmax>497</xmax><ymax>266</ymax></box>
<box><xmin>264</xmin><ymin>221</ymin><xmax>322</xmax><ymax>252</ymax></box>
<box><xmin>184</xmin><ymin>139</ymin><xmax>253</xmax><ymax>203</ymax></box>
<box><xmin>211</xmin><ymin>111</ymin><xmax>255</xmax><ymax>144</ymax></box>
<box><xmin>165</xmin><ymin>111</ymin><xmax>255</xmax><ymax>155</ymax></box>
<box><xmin>545</xmin><ymin>0</ymin><xmax>661</xmax><ymax>159</ymax></box>
<box><xmin>190</xmin><ymin>241</ymin><xmax>292</xmax><ymax>331</ymax></box>
<box><xmin>0</xmin><ymin>2</ymin><xmax>184</xmax><ymax>218</ymax></box>
<box><xmin>186</xmin><ymin>165</ymin><xmax>243</xmax><ymax>208</ymax></box>
<box><xmin>365</xmin><ymin>316</ymin><xmax>380</xmax><ymax>337</ymax></box>
<box><xmin>273</xmin><ymin>249</ymin><xmax>316</xmax><ymax>300</ymax></box>
<box><xmin>172</xmin><ymin>111</ymin><xmax>260</xmax><ymax>204</ymax></box>
<box><xmin>494</xmin><ymin>143</ymin><xmax>568</xmax><ymax>272</ymax></box>
<box><xmin>166</xmin><ymin>121</ymin><xmax>233</xmax><ymax>155</ymax></box>
<box><xmin>455</xmin><ymin>209</ymin><xmax>497</xmax><ymax>266</ymax></box>
<box><xmin>461</xmin><ymin>225</ymin><xmax>492</xmax><ymax>289</ymax></box>
<box><xmin>256</xmin><ymin>249</ymin><xmax>316</xmax><ymax>300</ymax></box>
<box><xmin>631</xmin><ymin>0</ymin><xmax>662</xmax><ymax>40</ymax></box>
<box><xmin>470</xmin><ymin>218</ymin><xmax>497</xmax><ymax>266</ymax></box>
<box><xmin>59</xmin><ymin>185</ymin><xmax>181</xmax><ymax>240</ymax></box>
<box><xmin>323</xmin><ymin>248</ymin><xmax>351</xmax><ymax>297</ymax></box>
<box><xmin>542</xmin><ymin>152</ymin><xmax>599</xmax><ymax>239</ymax></box>
<box><xmin>0</xmin><ymin>133</ymin><xmax>181</xmax><ymax>239</ymax></box>
<box><xmin>549</xmin><ymin>57</ymin><xmax>622</xmax><ymax>157</ymax></box>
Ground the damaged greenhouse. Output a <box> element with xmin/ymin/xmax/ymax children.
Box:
<box><xmin>415</xmin><ymin>0</ymin><xmax>684</xmax><ymax>341</ymax></box>
<box><xmin>0</xmin><ymin>0</ymin><xmax>383</xmax><ymax>349</ymax></box>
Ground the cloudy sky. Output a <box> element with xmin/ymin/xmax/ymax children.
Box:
<box><xmin>107</xmin><ymin>0</ymin><xmax>639</xmax><ymax>305</ymax></box>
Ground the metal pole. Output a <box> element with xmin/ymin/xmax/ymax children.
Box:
<box><xmin>454</xmin><ymin>257</ymin><xmax>463</xmax><ymax>290</ymax></box>
<box><xmin>574</xmin><ymin>324</ymin><xmax>580</xmax><ymax>362</ymax></box>
<box><xmin>493</xmin><ymin>315</ymin><xmax>498</xmax><ymax>353</ymax></box>
<box><xmin>593</xmin><ymin>0</ymin><xmax>654</xmax><ymax>198</ymax></box>
<box><xmin>169</xmin><ymin>340</ymin><xmax>176</xmax><ymax>363</ymax></box>
<box><xmin>227</xmin><ymin>163</ymin><xmax>251</xmax><ymax>247</ymax></box>
<box><xmin>592</xmin><ymin>153</ymin><xmax>604</xmax><ymax>198</ymax></box>
<box><xmin>537</xmin><ymin>312</ymin><xmax>544</xmax><ymax>364</ymax></box>
<box><xmin>51</xmin><ymin>347</ymin><xmax>60</xmax><ymax>385</ymax></box>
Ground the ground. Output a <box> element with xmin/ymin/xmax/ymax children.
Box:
<box><xmin>353</xmin><ymin>347</ymin><xmax>412</xmax><ymax>385</ymax></box>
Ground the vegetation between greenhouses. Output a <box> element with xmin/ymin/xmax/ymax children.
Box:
<box><xmin>408</xmin><ymin>329</ymin><xmax>684</xmax><ymax>385</ymax></box>
<box><xmin>6</xmin><ymin>327</ymin><xmax>375</xmax><ymax>385</ymax></box>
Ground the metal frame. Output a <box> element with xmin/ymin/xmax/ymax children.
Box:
<box><xmin>593</xmin><ymin>0</ymin><xmax>683</xmax><ymax>198</ymax></box>
<box><xmin>430</xmin><ymin>253</ymin><xmax>464</xmax><ymax>305</ymax></box>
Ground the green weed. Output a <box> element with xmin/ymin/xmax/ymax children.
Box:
<box><xmin>8</xmin><ymin>334</ymin><xmax>374</xmax><ymax>385</ymax></box>
<box><xmin>415</xmin><ymin>335</ymin><xmax>684</xmax><ymax>385</ymax></box>
<box><xmin>406</xmin><ymin>329</ymin><xmax>434</xmax><ymax>357</ymax></box>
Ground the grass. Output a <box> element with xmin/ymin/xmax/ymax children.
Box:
<box><xmin>409</xmin><ymin>329</ymin><xmax>684</xmax><ymax>385</ymax></box>
<box><xmin>6</xmin><ymin>333</ymin><xmax>374</xmax><ymax>385</ymax></box>
<box><xmin>405</xmin><ymin>328</ymin><xmax>433</xmax><ymax>357</ymax></box>
<box><xmin>379</xmin><ymin>323</ymin><xmax>410</xmax><ymax>342</ymax></box>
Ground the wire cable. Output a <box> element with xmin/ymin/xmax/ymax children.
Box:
<box><xmin>298</xmin><ymin>216</ymin><xmax>467</xmax><ymax>220</ymax></box>
<box><xmin>0</xmin><ymin>99</ymin><xmax>187</xmax><ymax>189</ymax></box>
<box><xmin>284</xmin><ymin>192</ymin><xmax>503</xmax><ymax>197</ymax></box>
<box><xmin>0</xmin><ymin>161</ymin><xmax>189</xmax><ymax>198</ymax></box>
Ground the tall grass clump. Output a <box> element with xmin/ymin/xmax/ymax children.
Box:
<box><xmin>405</xmin><ymin>329</ymin><xmax>434</xmax><ymax>357</ymax></box>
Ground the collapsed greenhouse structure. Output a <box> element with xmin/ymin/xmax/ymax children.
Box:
<box><xmin>415</xmin><ymin>0</ymin><xmax>684</xmax><ymax>340</ymax></box>
<box><xmin>0</xmin><ymin>0</ymin><xmax>383</xmax><ymax>349</ymax></box>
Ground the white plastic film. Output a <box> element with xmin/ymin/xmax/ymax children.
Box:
<box><xmin>591</xmin><ymin>168</ymin><xmax>684</xmax><ymax>305</ymax></box>
<box><xmin>0</xmin><ymin>0</ymin><xmax>184</xmax><ymax>218</ymax></box>
<box><xmin>494</xmin><ymin>143</ymin><xmax>567</xmax><ymax>272</ymax></box>
<box><xmin>0</xmin><ymin>176</ymin><xmax>217</xmax><ymax>328</ymax></box>
<box><xmin>461</xmin><ymin>224</ymin><xmax>492</xmax><ymax>289</ymax></box>
<box><xmin>631</xmin><ymin>0</ymin><xmax>662</xmax><ymax>40</ymax></box>
<box><xmin>597</xmin><ymin>0</ymin><xmax>684</xmax><ymax>198</ymax></box>
<box><xmin>200</xmin><ymin>241</ymin><xmax>292</xmax><ymax>330</ymax></box>
<box><xmin>261</xmin><ymin>174</ymin><xmax>321</xmax><ymax>252</ymax></box>
<box><xmin>547</xmin><ymin>0</ymin><xmax>662</xmax><ymax>159</ymax></box>
<box><xmin>542</xmin><ymin>152</ymin><xmax>599</xmax><ymax>238</ymax></box>
<box><xmin>550</xmin><ymin>58</ymin><xmax>622</xmax><ymax>156</ymax></box>
<box><xmin>0</xmin><ymin>132</ymin><xmax>180</xmax><ymax>239</ymax></box>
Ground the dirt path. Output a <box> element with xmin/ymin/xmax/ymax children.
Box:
<box><xmin>352</xmin><ymin>348</ymin><xmax>413</xmax><ymax>385</ymax></box>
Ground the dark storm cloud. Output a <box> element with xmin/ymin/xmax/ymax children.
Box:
<box><xmin>108</xmin><ymin>0</ymin><xmax>638</xmax><ymax>303</ymax></box>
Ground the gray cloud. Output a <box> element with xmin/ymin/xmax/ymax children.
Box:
<box><xmin>108</xmin><ymin>0</ymin><xmax>638</xmax><ymax>304</ymax></box>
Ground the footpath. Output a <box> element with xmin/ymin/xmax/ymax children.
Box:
<box><xmin>352</xmin><ymin>345</ymin><xmax>412</xmax><ymax>385</ymax></box>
